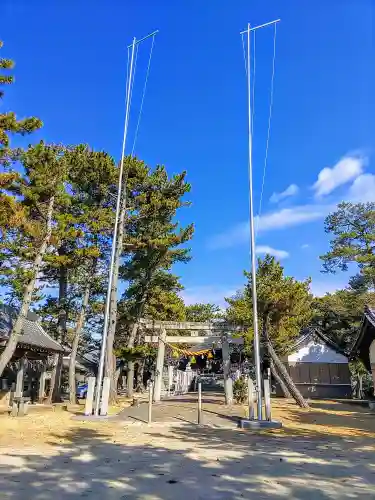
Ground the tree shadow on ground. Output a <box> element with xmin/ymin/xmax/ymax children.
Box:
<box><xmin>201</xmin><ymin>408</ymin><xmax>241</xmax><ymax>424</ymax></box>
<box><xmin>0</xmin><ymin>422</ymin><xmax>374</xmax><ymax>499</ymax></box>
<box><xmin>282</xmin><ymin>406</ymin><xmax>375</xmax><ymax>435</ymax></box>
<box><xmin>307</xmin><ymin>400</ymin><xmax>369</xmax><ymax>412</ymax></box>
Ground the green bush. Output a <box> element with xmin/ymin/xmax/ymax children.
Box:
<box><xmin>233</xmin><ymin>377</ymin><xmax>248</xmax><ymax>404</ymax></box>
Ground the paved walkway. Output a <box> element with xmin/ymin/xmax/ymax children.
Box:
<box><xmin>118</xmin><ymin>393</ymin><xmax>243</xmax><ymax>427</ymax></box>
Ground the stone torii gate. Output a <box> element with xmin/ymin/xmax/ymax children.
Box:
<box><xmin>142</xmin><ymin>319</ymin><xmax>244</xmax><ymax>403</ymax></box>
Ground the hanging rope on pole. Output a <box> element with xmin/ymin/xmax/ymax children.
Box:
<box><xmin>126</xmin><ymin>47</ymin><xmax>130</xmax><ymax>98</ymax></box>
<box><xmin>256</xmin><ymin>22</ymin><xmax>278</xmax><ymax>238</ymax></box>
<box><xmin>241</xmin><ymin>31</ymin><xmax>256</xmax><ymax>138</ymax></box>
<box><xmin>94</xmin><ymin>30</ymin><xmax>159</xmax><ymax>417</ymax></box>
<box><xmin>251</xmin><ymin>31</ymin><xmax>256</xmax><ymax>141</ymax></box>
<box><xmin>128</xmin><ymin>44</ymin><xmax>139</xmax><ymax>121</ymax></box>
<box><xmin>239</xmin><ymin>18</ymin><xmax>280</xmax><ymax>423</ymax></box>
<box><xmin>132</xmin><ymin>34</ymin><xmax>156</xmax><ymax>156</ymax></box>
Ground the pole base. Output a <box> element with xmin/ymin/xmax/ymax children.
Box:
<box><xmin>72</xmin><ymin>413</ymin><xmax>115</xmax><ymax>421</ymax></box>
<box><xmin>239</xmin><ymin>418</ymin><xmax>282</xmax><ymax>430</ymax></box>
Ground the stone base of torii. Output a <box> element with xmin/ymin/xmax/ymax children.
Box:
<box><xmin>142</xmin><ymin>319</ymin><xmax>244</xmax><ymax>404</ymax></box>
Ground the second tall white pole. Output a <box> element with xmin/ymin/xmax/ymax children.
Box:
<box><xmin>94</xmin><ymin>37</ymin><xmax>137</xmax><ymax>416</ymax></box>
<box><xmin>246</xmin><ymin>24</ymin><xmax>262</xmax><ymax>420</ymax></box>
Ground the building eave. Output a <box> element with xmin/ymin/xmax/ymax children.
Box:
<box><xmin>347</xmin><ymin>306</ymin><xmax>375</xmax><ymax>370</ymax></box>
<box><xmin>289</xmin><ymin>326</ymin><xmax>347</xmax><ymax>358</ymax></box>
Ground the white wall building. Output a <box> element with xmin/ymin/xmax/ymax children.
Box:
<box><xmin>279</xmin><ymin>329</ymin><xmax>351</xmax><ymax>399</ymax></box>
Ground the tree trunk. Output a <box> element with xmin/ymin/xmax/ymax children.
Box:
<box><xmin>270</xmin><ymin>360</ymin><xmax>291</xmax><ymax>398</ymax></box>
<box><xmin>126</xmin><ymin>286</ymin><xmax>150</xmax><ymax>397</ymax></box>
<box><xmin>48</xmin><ymin>260</ymin><xmax>68</xmax><ymax>403</ymax></box>
<box><xmin>135</xmin><ymin>358</ymin><xmax>145</xmax><ymax>392</ymax></box>
<box><xmin>47</xmin><ymin>354</ymin><xmax>58</xmax><ymax>405</ymax></box>
<box><xmin>106</xmin><ymin>169</ymin><xmax>128</xmax><ymax>403</ymax></box>
<box><xmin>108</xmin><ymin>354</ymin><xmax>120</xmax><ymax>403</ymax></box>
<box><xmin>0</xmin><ymin>196</ymin><xmax>55</xmax><ymax>378</ymax></box>
<box><xmin>125</xmin><ymin>252</ymin><xmax>162</xmax><ymax>397</ymax></box>
<box><xmin>68</xmin><ymin>280</ymin><xmax>91</xmax><ymax>404</ymax></box>
<box><xmin>127</xmin><ymin>360</ymin><xmax>135</xmax><ymax>397</ymax></box>
<box><xmin>126</xmin><ymin>323</ymin><xmax>140</xmax><ymax>398</ymax></box>
<box><xmin>358</xmin><ymin>374</ymin><xmax>363</xmax><ymax>399</ymax></box>
<box><xmin>113</xmin><ymin>358</ymin><xmax>122</xmax><ymax>395</ymax></box>
<box><xmin>261</xmin><ymin>314</ymin><xmax>308</xmax><ymax>408</ymax></box>
<box><xmin>267</xmin><ymin>339</ymin><xmax>309</xmax><ymax>408</ymax></box>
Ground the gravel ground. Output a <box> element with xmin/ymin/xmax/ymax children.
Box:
<box><xmin>0</xmin><ymin>398</ymin><xmax>374</xmax><ymax>499</ymax></box>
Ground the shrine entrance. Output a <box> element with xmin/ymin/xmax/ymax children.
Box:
<box><xmin>141</xmin><ymin>319</ymin><xmax>245</xmax><ymax>404</ymax></box>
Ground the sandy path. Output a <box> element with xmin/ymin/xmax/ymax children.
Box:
<box><xmin>0</xmin><ymin>400</ymin><xmax>374</xmax><ymax>499</ymax></box>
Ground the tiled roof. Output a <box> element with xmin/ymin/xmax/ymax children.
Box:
<box><xmin>63</xmin><ymin>351</ymin><xmax>98</xmax><ymax>372</ymax></box>
<box><xmin>289</xmin><ymin>326</ymin><xmax>347</xmax><ymax>357</ymax></box>
<box><xmin>0</xmin><ymin>304</ymin><xmax>64</xmax><ymax>353</ymax></box>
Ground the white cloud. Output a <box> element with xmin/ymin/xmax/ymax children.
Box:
<box><xmin>313</xmin><ymin>154</ymin><xmax>366</xmax><ymax>197</ymax></box>
<box><xmin>256</xmin><ymin>245</ymin><xmax>289</xmax><ymax>259</ymax></box>
<box><xmin>180</xmin><ymin>285</ymin><xmax>238</xmax><ymax>308</ymax></box>
<box><xmin>348</xmin><ymin>173</ymin><xmax>375</xmax><ymax>203</ymax></box>
<box><xmin>257</xmin><ymin>205</ymin><xmax>329</xmax><ymax>232</ymax></box>
<box><xmin>207</xmin><ymin>150</ymin><xmax>372</xmax><ymax>251</ymax></box>
<box><xmin>208</xmin><ymin>204</ymin><xmax>331</xmax><ymax>249</ymax></box>
<box><xmin>301</xmin><ymin>244</ymin><xmax>310</xmax><ymax>249</ymax></box>
<box><xmin>270</xmin><ymin>184</ymin><xmax>299</xmax><ymax>203</ymax></box>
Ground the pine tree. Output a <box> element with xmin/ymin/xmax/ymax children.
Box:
<box><xmin>144</xmin><ymin>285</ymin><xmax>186</xmax><ymax>322</ymax></box>
<box><xmin>64</xmin><ymin>146</ymin><xmax>117</xmax><ymax>402</ymax></box>
<box><xmin>0</xmin><ymin>39</ymin><xmax>42</xmax><ymax>239</ymax></box>
<box><xmin>185</xmin><ymin>303</ymin><xmax>221</xmax><ymax>322</ymax></box>
<box><xmin>108</xmin><ymin>163</ymin><xmax>194</xmax><ymax>399</ymax></box>
<box><xmin>42</xmin><ymin>145</ymin><xmax>117</xmax><ymax>402</ymax></box>
<box><xmin>104</xmin><ymin>156</ymin><xmax>149</xmax><ymax>401</ymax></box>
<box><xmin>226</xmin><ymin>255</ymin><xmax>312</xmax><ymax>407</ymax></box>
<box><xmin>321</xmin><ymin>202</ymin><xmax>375</xmax><ymax>290</ymax></box>
<box><xmin>312</xmin><ymin>288</ymin><xmax>375</xmax><ymax>352</ymax></box>
<box><xmin>117</xmin><ymin>272</ymin><xmax>186</xmax><ymax>393</ymax></box>
<box><xmin>66</xmin><ymin>259</ymin><xmax>106</xmax><ymax>404</ymax></box>
<box><xmin>0</xmin><ymin>40</ymin><xmax>42</xmax><ymax>165</ymax></box>
<box><xmin>0</xmin><ymin>142</ymin><xmax>69</xmax><ymax>377</ymax></box>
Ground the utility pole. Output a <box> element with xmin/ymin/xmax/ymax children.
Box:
<box><xmin>240</xmin><ymin>19</ymin><xmax>280</xmax><ymax>422</ymax></box>
<box><xmin>94</xmin><ymin>30</ymin><xmax>158</xmax><ymax>417</ymax></box>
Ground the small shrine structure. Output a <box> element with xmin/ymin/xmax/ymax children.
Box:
<box><xmin>0</xmin><ymin>305</ymin><xmax>64</xmax><ymax>408</ymax></box>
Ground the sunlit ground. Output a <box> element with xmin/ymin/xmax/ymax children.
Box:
<box><xmin>0</xmin><ymin>398</ymin><xmax>374</xmax><ymax>499</ymax></box>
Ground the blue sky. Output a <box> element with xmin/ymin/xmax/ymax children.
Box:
<box><xmin>2</xmin><ymin>1</ymin><xmax>374</xmax><ymax>306</ymax></box>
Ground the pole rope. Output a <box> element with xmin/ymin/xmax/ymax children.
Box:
<box><xmin>256</xmin><ymin>22</ymin><xmax>277</xmax><ymax>238</ymax></box>
<box><xmin>128</xmin><ymin>44</ymin><xmax>139</xmax><ymax>121</ymax></box>
<box><xmin>241</xmin><ymin>33</ymin><xmax>247</xmax><ymax>76</ymax></box>
<box><xmin>126</xmin><ymin>46</ymin><xmax>130</xmax><ymax>100</ymax></box>
<box><xmin>251</xmin><ymin>31</ymin><xmax>256</xmax><ymax>140</ymax></box>
<box><xmin>131</xmin><ymin>35</ymin><xmax>156</xmax><ymax>156</ymax></box>
<box><xmin>241</xmin><ymin>32</ymin><xmax>256</xmax><ymax>137</ymax></box>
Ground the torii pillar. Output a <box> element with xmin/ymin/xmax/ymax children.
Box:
<box><xmin>222</xmin><ymin>335</ymin><xmax>233</xmax><ymax>405</ymax></box>
<box><xmin>153</xmin><ymin>328</ymin><xmax>166</xmax><ymax>402</ymax></box>
<box><xmin>142</xmin><ymin>320</ymin><xmax>244</xmax><ymax>404</ymax></box>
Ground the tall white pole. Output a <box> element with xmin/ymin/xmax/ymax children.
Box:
<box><xmin>94</xmin><ymin>37</ymin><xmax>137</xmax><ymax>416</ymax></box>
<box><xmin>246</xmin><ymin>23</ymin><xmax>262</xmax><ymax>420</ymax></box>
